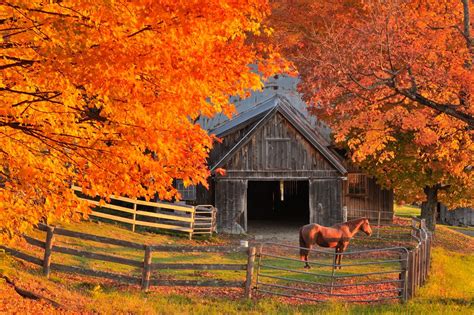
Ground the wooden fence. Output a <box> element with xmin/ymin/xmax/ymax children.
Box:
<box><xmin>406</xmin><ymin>217</ymin><xmax>432</xmax><ymax>299</ymax></box>
<box><xmin>1</xmin><ymin>223</ymin><xmax>256</xmax><ymax>298</ymax></box>
<box><xmin>2</xmin><ymin>219</ymin><xmax>431</xmax><ymax>303</ymax></box>
<box><xmin>72</xmin><ymin>186</ymin><xmax>216</xmax><ymax>239</ymax></box>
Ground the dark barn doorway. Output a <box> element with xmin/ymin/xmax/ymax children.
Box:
<box><xmin>247</xmin><ymin>181</ymin><xmax>309</xmax><ymax>228</ymax></box>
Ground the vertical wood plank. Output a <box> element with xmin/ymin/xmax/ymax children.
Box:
<box><xmin>243</xmin><ymin>180</ymin><xmax>248</xmax><ymax>232</ymax></box>
<box><xmin>141</xmin><ymin>246</ymin><xmax>152</xmax><ymax>291</ymax></box>
<box><xmin>43</xmin><ymin>225</ymin><xmax>55</xmax><ymax>278</ymax></box>
<box><xmin>309</xmin><ymin>180</ymin><xmax>315</xmax><ymax>223</ymax></box>
<box><xmin>376</xmin><ymin>211</ymin><xmax>382</xmax><ymax>238</ymax></box>
<box><xmin>189</xmin><ymin>209</ymin><xmax>195</xmax><ymax>240</ymax></box>
<box><xmin>244</xmin><ymin>246</ymin><xmax>256</xmax><ymax>299</ymax></box>
<box><xmin>132</xmin><ymin>203</ymin><xmax>137</xmax><ymax>232</ymax></box>
<box><xmin>400</xmin><ymin>252</ymin><xmax>408</xmax><ymax>302</ymax></box>
<box><xmin>407</xmin><ymin>251</ymin><xmax>414</xmax><ymax>299</ymax></box>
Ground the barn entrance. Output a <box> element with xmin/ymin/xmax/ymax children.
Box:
<box><xmin>246</xmin><ymin>180</ymin><xmax>309</xmax><ymax>236</ymax></box>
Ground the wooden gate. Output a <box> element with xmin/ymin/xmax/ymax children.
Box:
<box><xmin>253</xmin><ymin>218</ymin><xmax>432</xmax><ymax>302</ymax></box>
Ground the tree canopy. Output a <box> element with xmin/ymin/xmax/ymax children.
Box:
<box><xmin>0</xmin><ymin>0</ymin><xmax>286</xmax><ymax>240</ymax></box>
<box><xmin>271</xmin><ymin>0</ymin><xmax>474</xmax><ymax>229</ymax></box>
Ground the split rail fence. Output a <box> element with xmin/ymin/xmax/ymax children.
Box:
<box><xmin>1</xmin><ymin>223</ymin><xmax>256</xmax><ymax>298</ymax></box>
<box><xmin>72</xmin><ymin>186</ymin><xmax>216</xmax><ymax>239</ymax></box>
<box><xmin>2</xmin><ymin>218</ymin><xmax>431</xmax><ymax>303</ymax></box>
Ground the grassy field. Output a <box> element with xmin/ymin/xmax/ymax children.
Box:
<box><xmin>393</xmin><ymin>204</ymin><xmax>421</xmax><ymax>218</ymax></box>
<box><xmin>1</xmin><ymin>219</ymin><xmax>473</xmax><ymax>314</ymax></box>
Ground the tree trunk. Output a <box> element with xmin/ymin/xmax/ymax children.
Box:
<box><xmin>420</xmin><ymin>185</ymin><xmax>439</xmax><ymax>231</ymax></box>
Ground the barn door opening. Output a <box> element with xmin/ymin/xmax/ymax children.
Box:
<box><xmin>247</xmin><ymin>180</ymin><xmax>309</xmax><ymax>232</ymax></box>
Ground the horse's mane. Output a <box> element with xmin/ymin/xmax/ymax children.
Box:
<box><xmin>333</xmin><ymin>217</ymin><xmax>367</xmax><ymax>230</ymax></box>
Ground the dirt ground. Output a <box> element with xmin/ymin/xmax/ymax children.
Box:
<box><xmin>245</xmin><ymin>220</ymin><xmax>302</xmax><ymax>244</ymax></box>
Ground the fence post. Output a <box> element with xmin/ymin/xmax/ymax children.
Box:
<box><xmin>212</xmin><ymin>207</ymin><xmax>217</xmax><ymax>233</ymax></box>
<box><xmin>141</xmin><ymin>245</ymin><xmax>152</xmax><ymax>291</ymax></box>
<box><xmin>254</xmin><ymin>244</ymin><xmax>263</xmax><ymax>295</ymax></box>
<box><xmin>132</xmin><ymin>203</ymin><xmax>137</xmax><ymax>232</ymax></box>
<box><xmin>376</xmin><ymin>210</ymin><xmax>382</xmax><ymax>238</ymax></box>
<box><xmin>244</xmin><ymin>246</ymin><xmax>256</xmax><ymax>299</ymax></box>
<box><xmin>43</xmin><ymin>225</ymin><xmax>55</xmax><ymax>278</ymax></box>
<box><xmin>414</xmin><ymin>247</ymin><xmax>419</xmax><ymax>291</ymax></box>
<box><xmin>330</xmin><ymin>251</ymin><xmax>337</xmax><ymax>294</ymax></box>
<box><xmin>189</xmin><ymin>208</ymin><xmax>195</xmax><ymax>240</ymax></box>
<box><xmin>400</xmin><ymin>252</ymin><xmax>408</xmax><ymax>302</ymax></box>
<box><xmin>406</xmin><ymin>250</ymin><xmax>414</xmax><ymax>299</ymax></box>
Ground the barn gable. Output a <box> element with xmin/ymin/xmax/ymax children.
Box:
<box><xmin>223</xmin><ymin>112</ymin><xmax>339</xmax><ymax>175</ymax></box>
<box><xmin>209</xmin><ymin>95</ymin><xmax>346</xmax><ymax>176</ymax></box>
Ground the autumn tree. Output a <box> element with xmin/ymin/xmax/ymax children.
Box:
<box><xmin>270</xmin><ymin>0</ymin><xmax>474</xmax><ymax>230</ymax></box>
<box><xmin>0</xmin><ymin>0</ymin><xmax>286</xmax><ymax>240</ymax></box>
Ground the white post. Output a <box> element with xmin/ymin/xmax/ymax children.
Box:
<box><xmin>342</xmin><ymin>206</ymin><xmax>348</xmax><ymax>222</ymax></box>
<box><xmin>132</xmin><ymin>203</ymin><xmax>137</xmax><ymax>232</ymax></box>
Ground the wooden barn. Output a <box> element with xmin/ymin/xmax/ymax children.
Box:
<box><xmin>186</xmin><ymin>76</ymin><xmax>393</xmax><ymax>233</ymax></box>
<box><xmin>439</xmin><ymin>205</ymin><xmax>474</xmax><ymax>226</ymax></box>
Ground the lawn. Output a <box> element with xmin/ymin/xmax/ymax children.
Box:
<box><xmin>393</xmin><ymin>204</ymin><xmax>421</xmax><ymax>218</ymax></box>
<box><xmin>1</xmin><ymin>220</ymin><xmax>473</xmax><ymax>314</ymax></box>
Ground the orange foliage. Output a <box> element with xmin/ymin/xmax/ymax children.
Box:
<box><xmin>0</xmin><ymin>1</ymin><xmax>287</xmax><ymax>240</ymax></box>
<box><xmin>271</xmin><ymin>0</ymin><xmax>473</xmax><ymax>208</ymax></box>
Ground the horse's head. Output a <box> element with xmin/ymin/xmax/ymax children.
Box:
<box><xmin>361</xmin><ymin>218</ymin><xmax>372</xmax><ymax>236</ymax></box>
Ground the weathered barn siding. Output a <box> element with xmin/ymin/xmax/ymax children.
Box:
<box><xmin>208</xmin><ymin>123</ymin><xmax>255</xmax><ymax>167</ymax></box>
<box><xmin>343</xmin><ymin>177</ymin><xmax>393</xmax><ymax>223</ymax></box>
<box><xmin>193</xmin><ymin>182</ymin><xmax>215</xmax><ymax>206</ymax></box>
<box><xmin>212</xmin><ymin>111</ymin><xmax>344</xmax><ymax>232</ymax></box>
<box><xmin>439</xmin><ymin>205</ymin><xmax>474</xmax><ymax>226</ymax></box>
<box><xmin>221</xmin><ymin>113</ymin><xmax>338</xmax><ymax>178</ymax></box>
<box><xmin>309</xmin><ymin>179</ymin><xmax>343</xmax><ymax>225</ymax></box>
<box><xmin>215</xmin><ymin>179</ymin><xmax>247</xmax><ymax>233</ymax></box>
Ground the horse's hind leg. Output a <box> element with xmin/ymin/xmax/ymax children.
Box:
<box><xmin>304</xmin><ymin>256</ymin><xmax>311</xmax><ymax>269</ymax></box>
<box><xmin>303</xmin><ymin>246</ymin><xmax>312</xmax><ymax>269</ymax></box>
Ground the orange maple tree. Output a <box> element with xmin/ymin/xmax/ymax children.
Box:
<box><xmin>271</xmin><ymin>0</ymin><xmax>474</xmax><ymax>229</ymax></box>
<box><xmin>0</xmin><ymin>0</ymin><xmax>286</xmax><ymax>240</ymax></box>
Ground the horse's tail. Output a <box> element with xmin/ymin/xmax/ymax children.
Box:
<box><xmin>299</xmin><ymin>227</ymin><xmax>309</xmax><ymax>259</ymax></box>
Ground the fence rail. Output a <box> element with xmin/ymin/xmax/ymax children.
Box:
<box><xmin>5</xmin><ymin>218</ymin><xmax>431</xmax><ymax>303</ymax></box>
<box><xmin>72</xmin><ymin>186</ymin><xmax>216</xmax><ymax>239</ymax></box>
<box><xmin>5</xmin><ymin>223</ymin><xmax>255</xmax><ymax>298</ymax></box>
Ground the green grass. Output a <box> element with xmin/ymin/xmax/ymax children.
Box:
<box><xmin>23</xmin><ymin>221</ymin><xmax>410</xmax><ymax>284</ymax></box>
<box><xmin>448</xmin><ymin>225</ymin><xmax>474</xmax><ymax>232</ymax></box>
<box><xmin>394</xmin><ymin>204</ymin><xmax>421</xmax><ymax>218</ymax></box>
<box><xmin>1</xmin><ymin>220</ymin><xmax>473</xmax><ymax>314</ymax></box>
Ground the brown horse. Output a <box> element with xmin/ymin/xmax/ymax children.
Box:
<box><xmin>299</xmin><ymin>218</ymin><xmax>372</xmax><ymax>269</ymax></box>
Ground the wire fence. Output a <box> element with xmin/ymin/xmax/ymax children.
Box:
<box><xmin>254</xmin><ymin>217</ymin><xmax>432</xmax><ymax>303</ymax></box>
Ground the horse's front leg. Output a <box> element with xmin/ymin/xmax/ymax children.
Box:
<box><xmin>333</xmin><ymin>247</ymin><xmax>339</xmax><ymax>270</ymax></box>
<box><xmin>337</xmin><ymin>251</ymin><xmax>343</xmax><ymax>269</ymax></box>
<box><xmin>338</xmin><ymin>243</ymin><xmax>349</xmax><ymax>269</ymax></box>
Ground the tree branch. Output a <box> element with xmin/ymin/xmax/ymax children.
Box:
<box><xmin>395</xmin><ymin>88</ymin><xmax>474</xmax><ymax>129</ymax></box>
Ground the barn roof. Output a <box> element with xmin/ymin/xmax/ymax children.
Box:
<box><xmin>208</xmin><ymin>94</ymin><xmax>347</xmax><ymax>174</ymax></box>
